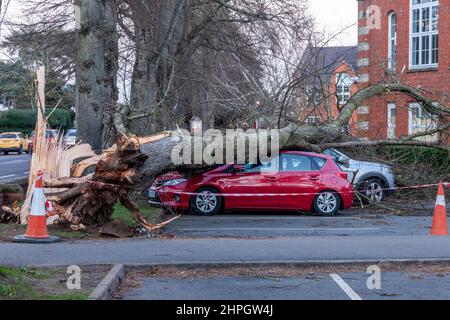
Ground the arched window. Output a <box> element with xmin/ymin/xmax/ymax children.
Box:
<box><xmin>388</xmin><ymin>12</ymin><xmax>397</xmax><ymax>69</ymax></box>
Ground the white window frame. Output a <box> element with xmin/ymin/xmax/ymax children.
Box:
<box><xmin>335</xmin><ymin>73</ymin><xmax>352</xmax><ymax>105</ymax></box>
<box><xmin>408</xmin><ymin>102</ymin><xmax>438</xmax><ymax>141</ymax></box>
<box><xmin>306</xmin><ymin>116</ymin><xmax>320</xmax><ymax>126</ymax></box>
<box><xmin>387</xmin><ymin>103</ymin><xmax>396</xmax><ymax>139</ymax></box>
<box><xmin>388</xmin><ymin>12</ymin><xmax>397</xmax><ymax>70</ymax></box>
<box><xmin>409</xmin><ymin>0</ymin><xmax>439</xmax><ymax>69</ymax></box>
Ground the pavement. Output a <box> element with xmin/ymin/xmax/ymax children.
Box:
<box><xmin>121</xmin><ymin>271</ymin><xmax>450</xmax><ymax>300</ymax></box>
<box><xmin>0</xmin><ymin>154</ymin><xmax>31</xmax><ymax>182</ymax></box>
<box><xmin>2</xmin><ymin>234</ymin><xmax>450</xmax><ymax>267</ymax></box>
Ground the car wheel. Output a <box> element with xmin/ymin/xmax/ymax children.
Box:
<box><xmin>18</xmin><ymin>147</ymin><xmax>23</xmax><ymax>155</ymax></box>
<box><xmin>360</xmin><ymin>178</ymin><xmax>385</xmax><ymax>203</ymax></box>
<box><xmin>313</xmin><ymin>191</ymin><xmax>340</xmax><ymax>216</ymax></box>
<box><xmin>192</xmin><ymin>187</ymin><xmax>223</xmax><ymax>216</ymax></box>
<box><xmin>3</xmin><ymin>151</ymin><xmax>8</xmax><ymax>155</ymax></box>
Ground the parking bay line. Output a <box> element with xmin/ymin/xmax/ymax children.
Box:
<box><xmin>330</xmin><ymin>274</ymin><xmax>362</xmax><ymax>300</ymax></box>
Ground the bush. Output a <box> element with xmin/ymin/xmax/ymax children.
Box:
<box><xmin>385</xmin><ymin>146</ymin><xmax>450</xmax><ymax>172</ymax></box>
<box><xmin>0</xmin><ymin>109</ymin><xmax>73</xmax><ymax>135</ymax></box>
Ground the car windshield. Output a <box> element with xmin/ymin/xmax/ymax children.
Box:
<box><xmin>0</xmin><ymin>134</ymin><xmax>17</xmax><ymax>139</ymax></box>
<box><xmin>66</xmin><ymin>131</ymin><xmax>76</xmax><ymax>137</ymax></box>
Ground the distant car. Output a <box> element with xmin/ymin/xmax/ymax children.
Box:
<box><xmin>323</xmin><ymin>148</ymin><xmax>395</xmax><ymax>202</ymax></box>
<box><xmin>0</xmin><ymin>132</ymin><xmax>29</xmax><ymax>155</ymax></box>
<box><xmin>64</xmin><ymin>129</ymin><xmax>77</xmax><ymax>147</ymax></box>
<box><xmin>148</xmin><ymin>151</ymin><xmax>354</xmax><ymax>216</ymax></box>
<box><xmin>28</xmin><ymin>130</ymin><xmax>57</xmax><ymax>153</ymax></box>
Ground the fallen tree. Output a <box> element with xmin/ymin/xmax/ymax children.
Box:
<box><xmin>40</xmin><ymin>80</ymin><xmax>448</xmax><ymax>231</ymax></box>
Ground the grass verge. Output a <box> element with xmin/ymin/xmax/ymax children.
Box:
<box><xmin>0</xmin><ymin>265</ymin><xmax>109</xmax><ymax>300</ymax></box>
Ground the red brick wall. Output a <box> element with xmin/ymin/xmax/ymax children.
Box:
<box><xmin>357</xmin><ymin>0</ymin><xmax>449</xmax><ymax>141</ymax></box>
<box><xmin>296</xmin><ymin>60</ymin><xmax>358</xmax><ymax>134</ymax></box>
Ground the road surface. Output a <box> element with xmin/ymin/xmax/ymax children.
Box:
<box><xmin>2</xmin><ymin>235</ymin><xmax>450</xmax><ymax>267</ymax></box>
<box><xmin>121</xmin><ymin>270</ymin><xmax>450</xmax><ymax>300</ymax></box>
<box><xmin>0</xmin><ymin>154</ymin><xmax>31</xmax><ymax>182</ymax></box>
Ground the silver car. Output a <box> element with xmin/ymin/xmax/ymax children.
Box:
<box><xmin>324</xmin><ymin>148</ymin><xmax>395</xmax><ymax>202</ymax></box>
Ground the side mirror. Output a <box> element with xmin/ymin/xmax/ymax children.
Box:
<box><xmin>335</xmin><ymin>156</ymin><xmax>349</xmax><ymax>166</ymax></box>
<box><xmin>232</xmin><ymin>164</ymin><xmax>245</xmax><ymax>173</ymax></box>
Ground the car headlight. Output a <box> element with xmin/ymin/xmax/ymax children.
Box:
<box><xmin>162</xmin><ymin>179</ymin><xmax>187</xmax><ymax>186</ymax></box>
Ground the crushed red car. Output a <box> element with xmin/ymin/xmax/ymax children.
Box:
<box><xmin>148</xmin><ymin>151</ymin><xmax>354</xmax><ymax>216</ymax></box>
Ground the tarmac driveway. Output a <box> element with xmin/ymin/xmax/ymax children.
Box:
<box><xmin>164</xmin><ymin>212</ymin><xmax>434</xmax><ymax>238</ymax></box>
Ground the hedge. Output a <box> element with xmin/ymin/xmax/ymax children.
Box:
<box><xmin>385</xmin><ymin>145</ymin><xmax>450</xmax><ymax>171</ymax></box>
<box><xmin>0</xmin><ymin>109</ymin><xmax>74</xmax><ymax>135</ymax></box>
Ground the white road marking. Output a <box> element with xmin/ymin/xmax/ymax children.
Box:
<box><xmin>0</xmin><ymin>174</ymin><xmax>16</xmax><ymax>179</ymax></box>
<box><xmin>330</xmin><ymin>274</ymin><xmax>362</xmax><ymax>300</ymax></box>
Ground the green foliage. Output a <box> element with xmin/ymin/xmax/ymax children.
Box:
<box><xmin>0</xmin><ymin>60</ymin><xmax>74</xmax><ymax>110</ymax></box>
<box><xmin>385</xmin><ymin>146</ymin><xmax>450</xmax><ymax>172</ymax></box>
<box><xmin>0</xmin><ymin>109</ymin><xmax>74</xmax><ymax>135</ymax></box>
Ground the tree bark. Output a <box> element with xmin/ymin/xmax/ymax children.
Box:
<box><xmin>75</xmin><ymin>0</ymin><xmax>119</xmax><ymax>150</ymax></box>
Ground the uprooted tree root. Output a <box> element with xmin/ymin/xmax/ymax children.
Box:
<box><xmin>45</xmin><ymin>134</ymin><xmax>179</xmax><ymax>232</ymax></box>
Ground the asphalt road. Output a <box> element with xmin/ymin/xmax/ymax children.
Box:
<box><xmin>0</xmin><ymin>154</ymin><xmax>31</xmax><ymax>182</ymax></box>
<box><xmin>121</xmin><ymin>270</ymin><xmax>450</xmax><ymax>300</ymax></box>
<box><xmin>2</xmin><ymin>235</ymin><xmax>450</xmax><ymax>267</ymax></box>
<box><xmin>165</xmin><ymin>214</ymin><xmax>433</xmax><ymax>238</ymax></box>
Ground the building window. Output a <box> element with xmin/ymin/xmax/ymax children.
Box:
<box><xmin>336</xmin><ymin>73</ymin><xmax>352</xmax><ymax>105</ymax></box>
<box><xmin>410</xmin><ymin>0</ymin><xmax>439</xmax><ymax>68</ymax></box>
<box><xmin>408</xmin><ymin>102</ymin><xmax>438</xmax><ymax>141</ymax></box>
<box><xmin>387</xmin><ymin>103</ymin><xmax>396</xmax><ymax>139</ymax></box>
<box><xmin>306</xmin><ymin>116</ymin><xmax>320</xmax><ymax>126</ymax></box>
<box><xmin>388</xmin><ymin>12</ymin><xmax>397</xmax><ymax>69</ymax></box>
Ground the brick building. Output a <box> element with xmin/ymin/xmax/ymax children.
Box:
<box><xmin>295</xmin><ymin>46</ymin><xmax>360</xmax><ymax>135</ymax></box>
<box><xmin>356</xmin><ymin>0</ymin><xmax>449</xmax><ymax>142</ymax></box>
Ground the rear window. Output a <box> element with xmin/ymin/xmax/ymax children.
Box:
<box><xmin>313</xmin><ymin>157</ymin><xmax>327</xmax><ymax>169</ymax></box>
<box><xmin>0</xmin><ymin>134</ymin><xmax>17</xmax><ymax>139</ymax></box>
<box><xmin>281</xmin><ymin>154</ymin><xmax>313</xmax><ymax>171</ymax></box>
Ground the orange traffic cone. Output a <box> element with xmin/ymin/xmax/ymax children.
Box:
<box><xmin>430</xmin><ymin>182</ymin><xmax>448</xmax><ymax>236</ymax></box>
<box><xmin>13</xmin><ymin>171</ymin><xmax>60</xmax><ymax>243</ymax></box>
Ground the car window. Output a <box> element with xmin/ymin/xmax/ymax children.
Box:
<box><xmin>67</xmin><ymin>131</ymin><xmax>76</xmax><ymax>137</ymax></box>
<box><xmin>313</xmin><ymin>157</ymin><xmax>326</xmax><ymax>169</ymax></box>
<box><xmin>324</xmin><ymin>149</ymin><xmax>340</xmax><ymax>158</ymax></box>
<box><xmin>244</xmin><ymin>156</ymin><xmax>280</xmax><ymax>173</ymax></box>
<box><xmin>18</xmin><ymin>134</ymin><xmax>24</xmax><ymax>139</ymax></box>
<box><xmin>281</xmin><ymin>154</ymin><xmax>313</xmax><ymax>171</ymax></box>
<box><xmin>0</xmin><ymin>134</ymin><xmax>17</xmax><ymax>139</ymax></box>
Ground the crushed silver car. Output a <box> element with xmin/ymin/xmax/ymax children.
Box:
<box><xmin>324</xmin><ymin>148</ymin><xmax>395</xmax><ymax>202</ymax></box>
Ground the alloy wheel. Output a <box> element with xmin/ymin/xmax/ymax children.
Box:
<box><xmin>195</xmin><ymin>191</ymin><xmax>218</xmax><ymax>214</ymax></box>
<box><xmin>316</xmin><ymin>192</ymin><xmax>338</xmax><ymax>214</ymax></box>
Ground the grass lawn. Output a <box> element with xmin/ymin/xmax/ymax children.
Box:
<box><xmin>0</xmin><ymin>200</ymin><xmax>160</xmax><ymax>242</ymax></box>
<box><xmin>0</xmin><ymin>265</ymin><xmax>109</xmax><ymax>300</ymax></box>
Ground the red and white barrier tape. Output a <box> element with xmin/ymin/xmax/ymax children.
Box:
<box><xmin>89</xmin><ymin>180</ymin><xmax>450</xmax><ymax>198</ymax></box>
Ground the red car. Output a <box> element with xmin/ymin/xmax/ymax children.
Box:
<box><xmin>148</xmin><ymin>151</ymin><xmax>354</xmax><ymax>216</ymax></box>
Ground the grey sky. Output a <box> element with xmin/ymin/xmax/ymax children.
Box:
<box><xmin>2</xmin><ymin>0</ymin><xmax>358</xmax><ymax>45</ymax></box>
<box><xmin>309</xmin><ymin>0</ymin><xmax>358</xmax><ymax>46</ymax></box>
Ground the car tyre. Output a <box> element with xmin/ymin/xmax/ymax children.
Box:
<box><xmin>18</xmin><ymin>147</ymin><xmax>23</xmax><ymax>155</ymax></box>
<box><xmin>359</xmin><ymin>178</ymin><xmax>385</xmax><ymax>203</ymax></box>
<box><xmin>3</xmin><ymin>151</ymin><xmax>8</xmax><ymax>155</ymax></box>
<box><xmin>191</xmin><ymin>187</ymin><xmax>223</xmax><ymax>216</ymax></box>
<box><xmin>313</xmin><ymin>191</ymin><xmax>340</xmax><ymax>216</ymax></box>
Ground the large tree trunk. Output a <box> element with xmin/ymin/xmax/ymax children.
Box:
<box><xmin>127</xmin><ymin>0</ymin><xmax>188</xmax><ymax>135</ymax></box>
<box><xmin>75</xmin><ymin>0</ymin><xmax>119</xmax><ymax>150</ymax></box>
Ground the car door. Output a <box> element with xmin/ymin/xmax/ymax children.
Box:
<box><xmin>18</xmin><ymin>134</ymin><xmax>27</xmax><ymax>150</ymax></box>
<box><xmin>277</xmin><ymin>153</ymin><xmax>323</xmax><ymax>211</ymax></box>
<box><xmin>221</xmin><ymin>158</ymin><xmax>280</xmax><ymax>209</ymax></box>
